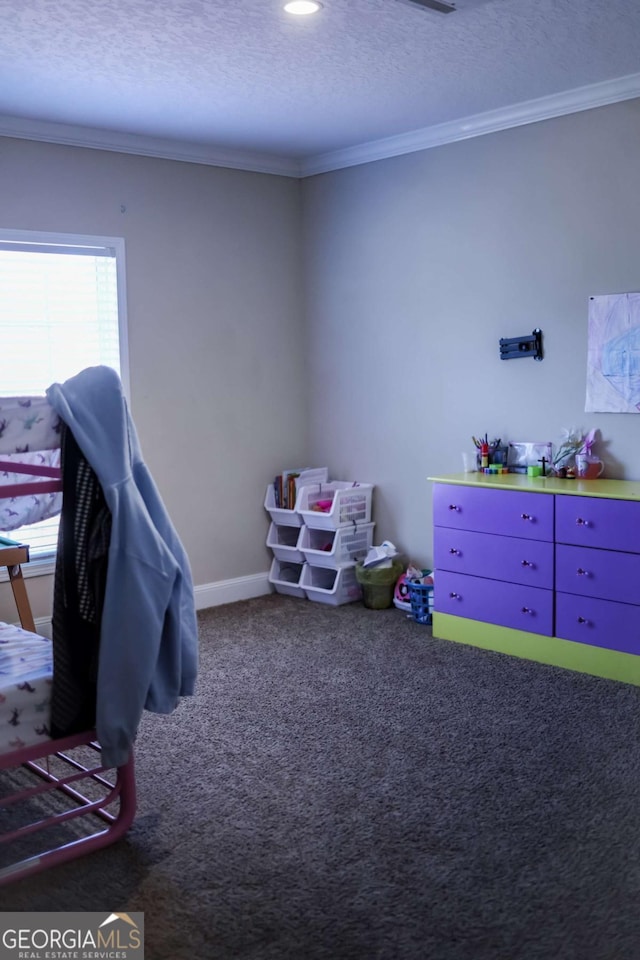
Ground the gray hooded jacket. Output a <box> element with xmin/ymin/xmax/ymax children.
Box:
<box><xmin>47</xmin><ymin>366</ymin><xmax>198</xmax><ymax>767</ymax></box>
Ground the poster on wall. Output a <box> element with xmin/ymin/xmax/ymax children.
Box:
<box><xmin>586</xmin><ymin>292</ymin><xmax>640</xmax><ymax>413</ymax></box>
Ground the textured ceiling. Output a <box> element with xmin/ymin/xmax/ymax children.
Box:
<box><xmin>0</xmin><ymin>0</ymin><xmax>639</xmax><ymax>172</ymax></box>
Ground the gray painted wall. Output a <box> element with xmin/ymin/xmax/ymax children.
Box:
<box><xmin>302</xmin><ymin>99</ymin><xmax>640</xmax><ymax>568</ymax></box>
<box><xmin>1</xmin><ymin>97</ymin><xmax>639</xmax><ymax>618</ymax></box>
<box><xmin>0</xmin><ymin>138</ymin><xmax>307</xmax><ymax>619</ymax></box>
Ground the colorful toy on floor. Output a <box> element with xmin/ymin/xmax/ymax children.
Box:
<box><xmin>394</xmin><ymin>565</ymin><xmax>432</xmax><ymax>613</ymax></box>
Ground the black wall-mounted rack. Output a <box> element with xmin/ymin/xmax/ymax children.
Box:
<box><xmin>499</xmin><ymin>328</ymin><xmax>543</xmax><ymax>361</ymax></box>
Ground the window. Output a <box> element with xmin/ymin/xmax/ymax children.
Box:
<box><xmin>0</xmin><ymin>230</ymin><xmax>128</xmax><ymax>565</ymax></box>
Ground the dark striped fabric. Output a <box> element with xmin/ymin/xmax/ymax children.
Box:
<box><xmin>50</xmin><ymin>423</ymin><xmax>112</xmax><ymax>739</ymax></box>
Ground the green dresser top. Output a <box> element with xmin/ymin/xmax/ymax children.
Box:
<box><xmin>428</xmin><ymin>473</ymin><xmax>640</xmax><ymax>502</ymax></box>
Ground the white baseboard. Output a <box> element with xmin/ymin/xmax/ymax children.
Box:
<box><xmin>33</xmin><ymin>616</ymin><xmax>52</xmax><ymax>638</ymax></box>
<box><xmin>26</xmin><ymin>573</ymin><xmax>272</xmax><ymax>635</ymax></box>
<box><xmin>194</xmin><ymin>572</ymin><xmax>272</xmax><ymax>610</ymax></box>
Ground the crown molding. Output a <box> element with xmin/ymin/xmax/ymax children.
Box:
<box><xmin>0</xmin><ymin>114</ymin><xmax>301</xmax><ymax>178</ymax></box>
<box><xmin>300</xmin><ymin>72</ymin><xmax>640</xmax><ymax>177</ymax></box>
<box><xmin>1</xmin><ymin>71</ymin><xmax>639</xmax><ymax>180</ymax></box>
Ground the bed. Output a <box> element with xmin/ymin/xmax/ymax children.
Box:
<box><xmin>0</xmin><ymin>562</ymin><xmax>136</xmax><ymax>885</ymax></box>
<box><xmin>0</xmin><ymin>372</ymin><xmax>194</xmax><ymax>886</ymax></box>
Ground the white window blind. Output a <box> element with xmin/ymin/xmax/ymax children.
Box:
<box><xmin>0</xmin><ymin>231</ymin><xmax>127</xmax><ymax>563</ymax></box>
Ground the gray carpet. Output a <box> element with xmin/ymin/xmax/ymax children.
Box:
<box><xmin>3</xmin><ymin>594</ymin><xmax>640</xmax><ymax>960</ymax></box>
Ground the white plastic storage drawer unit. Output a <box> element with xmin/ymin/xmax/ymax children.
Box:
<box><xmin>300</xmin><ymin>565</ymin><xmax>362</xmax><ymax>606</ymax></box>
<box><xmin>264</xmin><ymin>484</ymin><xmax>303</xmax><ymax>528</ymax></box>
<box><xmin>266</xmin><ymin>522</ymin><xmax>305</xmax><ymax>563</ymax></box>
<box><xmin>298</xmin><ymin>522</ymin><xmax>375</xmax><ymax>569</ymax></box>
<box><xmin>297</xmin><ymin>482</ymin><xmax>373</xmax><ymax>531</ymax></box>
<box><xmin>268</xmin><ymin>558</ymin><xmax>306</xmax><ymax>598</ymax></box>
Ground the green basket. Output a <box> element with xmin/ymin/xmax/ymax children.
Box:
<box><xmin>355</xmin><ymin>559</ymin><xmax>404</xmax><ymax>610</ymax></box>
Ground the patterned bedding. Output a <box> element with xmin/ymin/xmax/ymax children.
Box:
<box><xmin>0</xmin><ymin>395</ymin><xmax>61</xmax><ymax>455</ymax></box>
<box><xmin>0</xmin><ymin>394</ymin><xmax>62</xmax><ymax>531</ymax></box>
<box><xmin>0</xmin><ymin>622</ymin><xmax>53</xmax><ymax>754</ymax></box>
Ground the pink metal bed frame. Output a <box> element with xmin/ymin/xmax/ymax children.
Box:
<box><xmin>0</xmin><ymin>456</ymin><xmax>137</xmax><ymax>887</ymax></box>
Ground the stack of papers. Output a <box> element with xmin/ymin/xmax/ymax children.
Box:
<box><xmin>362</xmin><ymin>540</ymin><xmax>399</xmax><ymax>569</ymax></box>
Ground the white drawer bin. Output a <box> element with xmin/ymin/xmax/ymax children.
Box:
<box><xmin>266</xmin><ymin>522</ymin><xmax>306</xmax><ymax>563</ymax></box>
<box><xmin>268</xmin><ymin>558</ymin><xmax>306</xmax><ymax>598</ymax></box>
<box><xmin>300</xmin><ymin>564</ymin><xmax>362</xmax><ymax>606</ymax></box>
<box><xmin>297</xmin><ymin>482</ymin><xmax>374</xmax><ymax>531</ymax></box>
<box><xmin>299</xmin><ymin>522</ymin><xmax>375</xmax><ymax>569</ymax></box>
<box><xmin>264</xmin><ymin>484</ymin><xmax>303</xmax><ymax>528</ymax></box>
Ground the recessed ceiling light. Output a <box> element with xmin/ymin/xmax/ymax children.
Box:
<box><xmin>283</xmin><ymin>1</ymin><xmax>323</xmax><ymax>15</ymax></box>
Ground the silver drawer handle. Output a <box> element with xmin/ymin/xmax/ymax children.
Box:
<box><xmin>449</xmin><ymin>591</ymin><xmax>461</xmax><ymax>599</ymax></box>
<box><xmin>521</xmin><ymin>606</ymin><xmax>533</xmax><ymax>614</ymax></box>
<box><xmin>520</xmin><ymin>513</ymin><xmax>534</xmax><ymax>521</ymax></box>
<box><xmin>448</xmin><ymin>504</ymin><xmax>460</xmax><ymax>511</ymax></box>
<box><xmin>575</xmin><ymin>518</ymin><xmax>590</xmax><ymax>526</ymax></box>
<box><xmin>521</xmin><ymin>560</ymin><xmax>533</xmax><ymax>567</ymax></box>
<box><xmin>576</xmin><ymin>568</ymin><xmax>589</xmax><ymax>577</ymax></box>
<box><xmin>449</xmin><ymin>547</ymin><xmax>460</xmax><ymax>555</ymax></box>
<box><xmin>577</xmin><ymin>616</ymin><xmax>590</xmax><ymax>625</ymax></box>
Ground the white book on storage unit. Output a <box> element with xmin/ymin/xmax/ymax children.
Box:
<box><xmin>294</xmin><ymin>467</ymin><xmax>329</xmax><ymax>490</ymax></box>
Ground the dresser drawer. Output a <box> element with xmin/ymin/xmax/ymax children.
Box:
<box><xmin>435</xmin><ymin>571</ymin><xmax>553</xmax><ymax>636</ymax></box>
<box><xmin>556</xmin><ymin>495</ymin><xmax>640</xmax><ymax>553</ymax></box>
<box><xmin>556</xmin><ymin>544</ymin><xmax>640</xmax><ymax>606</ymax></box>
<box><xmin>556</xmin><ymin>592</ymin><xmax>640</xmax><ymax>655</ymax></box>
<box><xmin>433</xmin><ymin>484</ymin><xmax>553</xmax><ymax>541</ymax></box>
<box><xmin>435</xmin><ymin>528</ymin><xmax>553</xmax><ymax>589</ymax></box>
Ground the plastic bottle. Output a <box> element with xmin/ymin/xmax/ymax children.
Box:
<box><xmin>480</xmin><ymin>442</ymin><xmax>489</xmax><ymax>469</ymax></box>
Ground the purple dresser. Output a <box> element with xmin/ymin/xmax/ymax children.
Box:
<box><xmin>433</xmin><ymin>484</ymin><xmax>554</xmax><ymax>635</ymax></box>
<box><xmin>555</xmin><ymin>495</ymin><xmax>640</xmax><ymax>655</ymax></box>
<box><xmin>433</xmin><ymin>480</ymin><xmax>640</xmax><ymax>656</ymax></box>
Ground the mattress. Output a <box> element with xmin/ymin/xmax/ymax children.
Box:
<box><xmin>0</xmin><ymin>621</ymin><xmax>53</xmax><ymax>755</ymax></box>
